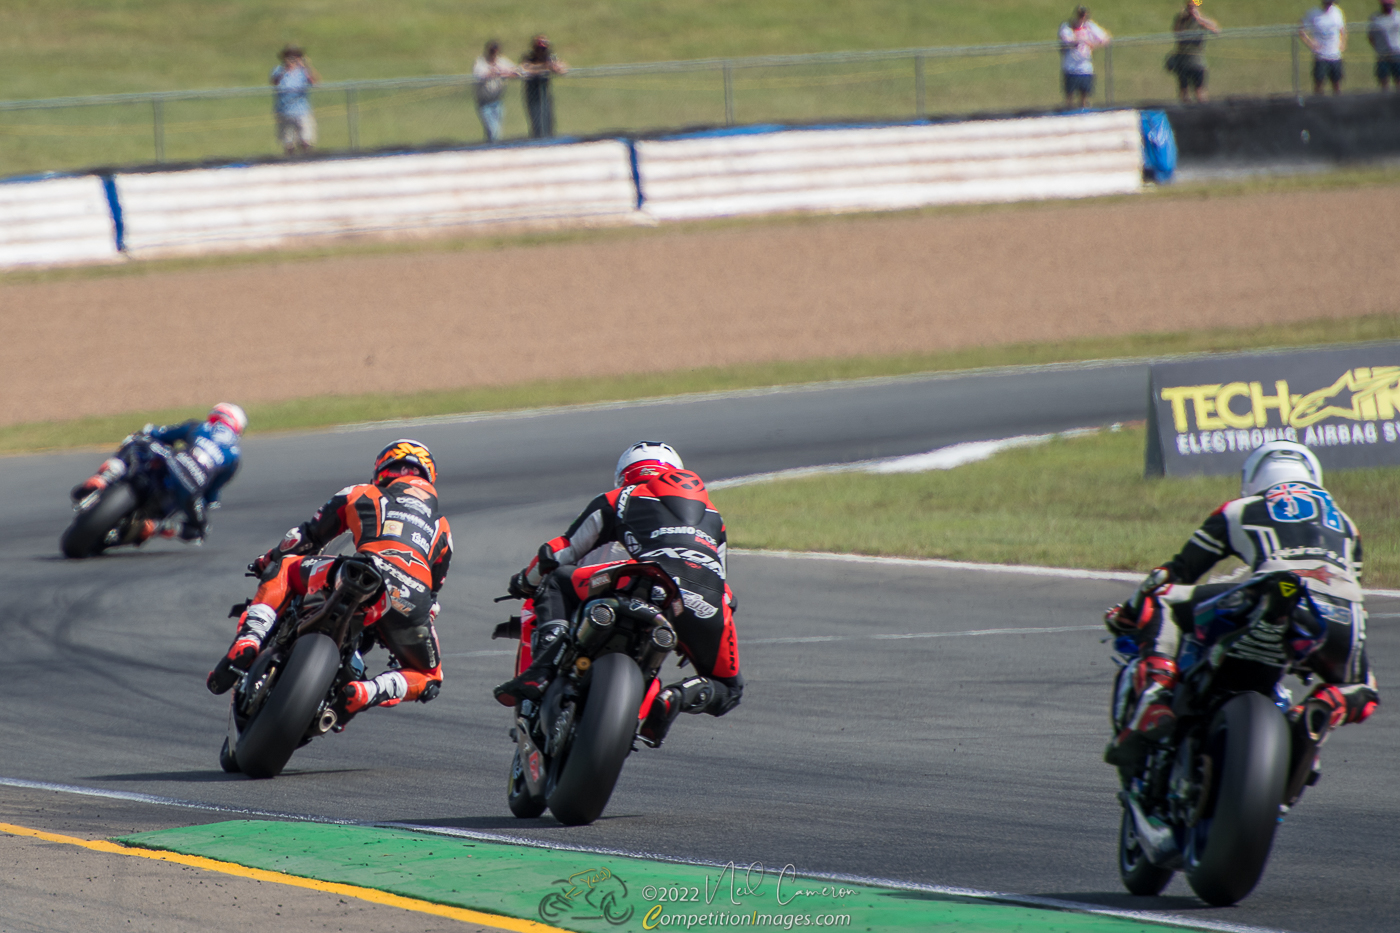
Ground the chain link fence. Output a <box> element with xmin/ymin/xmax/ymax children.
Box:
<box><xmin>0</xmin><ymin>25</ymin><xmax>1354</xmax><ymax>177</ymax></box>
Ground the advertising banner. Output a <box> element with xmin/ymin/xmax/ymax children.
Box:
<box><xmin>1145</xmin><ymin>343</ymin><xmax>1400</xmax><ymax>477</ymax></box>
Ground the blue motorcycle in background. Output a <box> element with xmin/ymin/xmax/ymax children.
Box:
<box><xmin>62</xmin><ymin>435</ymin><xmax>200</xmax><ymax>558</ymax></box>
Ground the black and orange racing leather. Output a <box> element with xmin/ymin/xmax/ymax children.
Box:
<box><xmin>271</xmin><ymin>475</ymin><xmax>452</xmax><ymax>597</ymax></box>
<box><xmin>523</xmin><ymin>468</ymin><xmax>738</xmax><ymax>680</ymax></box>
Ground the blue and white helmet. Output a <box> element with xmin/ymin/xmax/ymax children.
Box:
<box><xmin>1241</xmin><ymin>441</ymin><xmax>1323</xmax><ymax>497</ymax></box>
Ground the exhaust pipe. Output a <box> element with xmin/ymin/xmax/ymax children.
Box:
<box><xmin>315</xmin><ymin>708</ymin><xmax>338</xmax><ymax>734</ymax></box>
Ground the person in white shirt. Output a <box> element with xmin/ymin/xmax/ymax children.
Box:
<box><xmin>1301</xmin><ymin>0</ymin><xmax>1348</xmax><ymax>95</ymax></box>
<box><xmin>1058</xmin><ymin>6</ymin><xmax>1111</xmax><ymax>108</ymax></box>
<box><xmin>1368</xmin><ymin>0</ymin><xmax>1400</xmax><ymax>89</ymax></box>
<box><xmin>473</xmin><ymin>40</ymin><xmax>520</xmax><ymax>142</ymax></box>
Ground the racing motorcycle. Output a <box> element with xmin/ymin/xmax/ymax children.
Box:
<box><xmin>494</xmin><ymin>559</ymin><xmax>684</xmax><ymax>826</ymax></box>
<box><xmin>61</xmin><ymin>436</ymin><xmax>192</xmax><ymax>558</ymax></box>
<box><xmin>1111</xmin><ymin>571</ymin><xmax>1339</xmax><ymax>906</ymax></box>
<box><xmin>218</xmin><ymin>554</ymin><xmax>385</xmax><ymax>779</ymax></box>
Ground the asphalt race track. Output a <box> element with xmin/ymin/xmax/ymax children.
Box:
<box><xmin>1</xmin><ymin>362</ymin><xmax>1395</xmax><ymax>933</ymax></box>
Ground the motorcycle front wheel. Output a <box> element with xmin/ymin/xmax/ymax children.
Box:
<box><xmin>1186</xmin><ymin>691</ymin><xmax>1290</xmax><ymax>906</ymax></box>
<box><xmin>546</xmin><ymin>652</ymin><xmax>644</xmax><ymax>826</ymax></box>
<box><xmin>1118</xmin><ymin>807</ymin><xmax>1174</xmax><ymax>895</ymax></box>
<box><xmin>60</xmin><ymin>483</ymin><xmax>137</xmax><ymax>558</ymax></box>
<box><xmin>234</xmin><ymin>633</ymin><xmax>340</xmax><ymax>779</ymax></box>
<box><xmin>507</xmin><ymin>746</ymin><xmax>547</xmax><ymax>818</ymax></box>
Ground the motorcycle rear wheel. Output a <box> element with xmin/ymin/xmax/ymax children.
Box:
<box><xmin>547</xmin><ymin>652</ymin><xmax>644</xmax><ymax>826</ymax></box>
<box><xmin>1186</xmin><ymin>691</ymin><xmax>1290</xmax><ymax>906</ymax></box>
<box><xmin>1118</xmin><ymin>807</ymin><xmax>1174</xmax><ymax>895</ymax></box>
<box><xmin>234</xmin><ymin>634</ymin><xmax>340</xmax><ymax>779</ymax></box>
<box><xmin>60</xmin><ymin>484</ymin><xmax>137</xmax><ymax>558</ymax></box>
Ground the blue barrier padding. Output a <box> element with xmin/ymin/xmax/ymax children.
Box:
<box><xmin>653</xmin><ymin>120</ymin><xmax>928</xmax><ymax>141</ymax></box>
<box><xmin>627</xmin><ymin>140</ymin><xmax>645</xmax><ymax>209</ymax></box>
<box><xmin>100</xmin><ymin>174</ymin><xmax>125</xmax><ymax>252</ymax></box>
<box><xmin>1141</xmin><ymin>110</ymin><xmax>1177</xmax><ymax>182</ymax></box>
<box><xmin>0</xmin><ymin>170</ymin><xmax>86</xmax><ymax>185</ymax></box>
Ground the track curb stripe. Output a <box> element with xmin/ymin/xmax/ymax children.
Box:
<box><xmin>0</xmin><ymin>821</ymin><xmax>565</xmax><ymax>933</ymax></box>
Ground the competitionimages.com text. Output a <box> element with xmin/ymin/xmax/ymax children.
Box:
<box><xmin>642</xmin><ymin>907</ymin><xmax>852</xmax><ymax>929</ymax></box>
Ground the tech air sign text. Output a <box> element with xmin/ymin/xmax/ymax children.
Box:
<box><xmin>1145</xmin><ymin>344</ymin><xmax>1400</xmax><ymax>477</ymax></box>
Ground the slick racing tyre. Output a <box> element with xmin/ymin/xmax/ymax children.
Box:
<box><xmin>547</xmin><ymin>652</ymin><xmax>644</xmax><ymax>826</ymax></box>
<box><xmin>1118</xmin><ymin>807</ymin><xmax>1174</xmax><ymax>896</ymax></box>
<box><xmin>234</xmin><ymin>634</ymin><xmax>339</xmax><ymax>779</ymax></box>
<box><xmin>61</xmin><ymin>483</ymin><xmax>137</xmax><ymax>558</ymax></box>
<box><xmin>1186</xmin><ymin>692</ymin><xmax>1290</xmax><ymax>906</ymax></box>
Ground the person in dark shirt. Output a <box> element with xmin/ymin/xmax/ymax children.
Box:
<box><xmin>1169</xmin><ymin>0</ymin><xmax>1220</xmax><ymax>103</ymax></box>
<box><xmin>521</xmin><ymin>34</ymin><xmax>568</xmax><ymax>138</ymax></box>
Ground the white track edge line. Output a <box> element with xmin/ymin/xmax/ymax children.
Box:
<box><xmin>326</xmin><ymin>337</ymin><xmax>1400</xmax><ymax>435</ymax></box>
<box><xmin>732</xmin><ymin>548</ymin><xmax>1400</xmax><ymax>599</ymax></box>
<box><xmin>0</xmin><ymin>777</ymin><xmax>1297</xmax><ymax>933</ymax></box>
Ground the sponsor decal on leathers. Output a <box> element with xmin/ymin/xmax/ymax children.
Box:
<box><xmin>1146</xmin><ymin>345</ymin><xmax>1400</xmax><ymax>477</ymax></box>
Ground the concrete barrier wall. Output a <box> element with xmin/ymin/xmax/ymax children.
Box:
<box><xmin>0</xmin><ymin>176</ymin><xmax>120</xmax><ymax>268</ymax></box>
<box><xmin>634</xmin><ymin>111</ymin><xmax>1144</xmax><ymax>221</ymax></box>
<box><xmin>1166</xmin><ymin>93</ymin><xmax>1400</xmax><ymax>167</ymax></box>
<box><xmin>113</xmin><ymin>141</ymin><xmax>641</xmax><ymax>257</ymax></box>
<box><xmin>2</xmin><ymin>111</ymin><xmax>1148</xmax><ymax>268</ymax></box>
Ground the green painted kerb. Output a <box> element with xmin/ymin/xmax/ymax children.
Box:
<box><xmin>119</xmin><ymin>820</ymin><xmax>1168</xmax><ymax>933</ymax></box>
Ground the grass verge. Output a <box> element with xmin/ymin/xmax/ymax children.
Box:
<box><xmin>4</xmin><ymin>313</ymin><xmax>1399</xmax><ymax>456</ymax></box>
<box><xmin>710</xmin><ymin>425</ymin><xmax>1400</xmax><ymax>587</ymax></box>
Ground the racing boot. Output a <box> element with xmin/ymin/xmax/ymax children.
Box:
<box><xmin>206</xmin><ymin>604</ymin><xmax>277</xmax><ymax>695</ymax></box>
<box><xmin>639</xmin><ymin>676</ymin><xmax>731</xmax><ymax>748</ymax></box>
<box><xmin>1104</xmin><ymin>655</ymin><xmax>1178</xmax><ymax>770</ymax></box>
<box><xmin>339</xmin><ymin>670</ymin><xmax>411</xmax><ymax>720</ymax></box>
<box><xmin>494</xmin><ymin>620</ymin><xmax>569</xmax><ymax>707</ymax></box>
<box><xmin>71</xmin><ymin>458</ymin><xmax>128</xmax><ymax>501</ymax></box>
<box><xmin>1291</xmin><ymin>680</ymin><xmax>1380</xmax><ymax>734</ymax></box>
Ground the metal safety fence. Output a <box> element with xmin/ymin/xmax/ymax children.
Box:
<box><xmin>0</xmin><ymin>24</ymin><xmax>1351</xmax><ymax>178</ymax></box>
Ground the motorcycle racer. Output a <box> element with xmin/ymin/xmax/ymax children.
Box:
<box><xmin>1105</xmin><ymin>441</ymin><xmax>1378</xmax><ymax>769</ymax></box>
<box><xmin>207</xmin><ymin>439</ymin><xmax>452</xmax><ymax>721</ymax></box>
<box><xmin>495</xmin><ymin>441</ymin><xmax>742</xmax><ymax>748</ymax></box>
<box><xmin>71</xmin><ymin>403</ymin><xmax>246</xmax><ymax>543</ymax></box>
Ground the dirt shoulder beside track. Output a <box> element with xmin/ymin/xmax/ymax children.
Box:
<box><xmin>0</xmin><ymin>786</ymin><xmax>500</xmax><ymax>933</ymax></box>
<box><xmin>2</xmin><ymin>187</ymin><xmax>1395</xmax><ymax>427</ymax></box>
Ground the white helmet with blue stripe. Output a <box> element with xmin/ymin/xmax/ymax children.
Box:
<box><xmin>1241</xmin><ymin>440</ymin><xmax>1323</xmax><ymax>497</ymax></box>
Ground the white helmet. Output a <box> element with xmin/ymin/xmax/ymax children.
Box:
<box><xmin>615</xmin><ymin>441</ymin><xmax>684</xmax><ymax>487</ymax></box>
<box><xmin>1240</xmin><ymin>440</ymin><xmax>1323</xmax><ymax>497</ymax></box>
<box><xmin>208</xmin><ymin>402</ymin><xmax>248</xmax><ymax>436</ymax></box>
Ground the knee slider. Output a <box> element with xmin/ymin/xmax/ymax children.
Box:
<box><xmin>417</xmin><ymin>681</ymin><xmax>441</xmax><ymax>704</ymax></box>
<box><xmin>710</xmin><ymin>673</ymin><xmax>744</xmax><ymax>716</ymax></box>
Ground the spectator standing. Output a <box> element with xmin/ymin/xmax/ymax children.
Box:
<box><xmin>1368</xmin><ymin>0</ymin><xmax>1400</xmax><ymax>89</ymax></box>
<box><xmin>271</xmin><ymin>45</ymin><xmax>320</xmax><ymax>156</ymax></box>
<box><xmin>1169</xmin><ymin>0</ymin><xmax>1221</xmax><ymax>103</ymax></box>
<box><xmin>521</xmin><ymin>35</ymin><xmax>568</xmax><ymax>139</ymax></box>
<box><xmin>1058</xmin><ymin>7</ymin><xmax>1111</xmax><ymax>109</ymax></box>
<box><xmin>473</xmin><ymin>40</ymin><xmax>519</xmax><ymax>142</ymax></box>
<box><xmin>1301</xmin><ymin>0</ymin><xmax>1348</xmax><ymax>95</ymax></box>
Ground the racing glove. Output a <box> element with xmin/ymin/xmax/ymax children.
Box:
<box><xmin>507</xmin><ymin>571</ymin><xmax>535</xmax><ymax>600</ymax></box>
<box><xmin>1105</xmin><ymin>567</ymin><xmax>1173</xmax><ymax>634</ymax></box>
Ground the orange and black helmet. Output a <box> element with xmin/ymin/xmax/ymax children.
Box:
<box><xmin>373</xmin><ymin>439</ymin><xmax>437</xmax><ymax>485</ymax></box>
